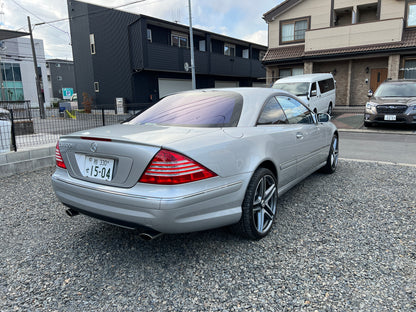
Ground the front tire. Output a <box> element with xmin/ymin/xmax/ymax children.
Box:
<box><xmin>321</xmin><ymin>134</ymin><xmax>339</xmax><ymax>174</ymax></box>
<box><xmin>233</xmin><ymin>168</ymin><xmax>278</xmax><ymax>240</ymax></box>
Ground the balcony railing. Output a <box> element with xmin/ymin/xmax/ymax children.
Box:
<box><xmin>305</xmin><ymin>18</ymin><xmax>403</xmax><ymax>52</ymax></box>
<box><xmin>145</xmin><ymin>43</ymin><xmax>264</xmax><ymax>78</ymax></box>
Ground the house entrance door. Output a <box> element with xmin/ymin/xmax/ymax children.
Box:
<box><xmin>370</xmin><ymin>68</ymin><xmax>388</xmax><ymax>92</ymax></box>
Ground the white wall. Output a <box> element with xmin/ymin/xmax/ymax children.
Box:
<box><xmin>1</xmin><ymin>37</ymin><xmax>51</xmax><ymax>107</ymax></box>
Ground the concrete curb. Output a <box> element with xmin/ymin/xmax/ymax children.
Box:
<box><xmin>338</xmin><ymin>128</ymin><xmax>416</xmax><ymax>135</ymax></box>
<box><xmin>0</xmin><ymin>143</ymin><xmax>55</xmax><ymax>178</ymax></box>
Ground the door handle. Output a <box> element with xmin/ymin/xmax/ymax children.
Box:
<box><xmin>296</xmin><ymin>132</ymin><xmax>303</xmax><ymax>140</ymax></box>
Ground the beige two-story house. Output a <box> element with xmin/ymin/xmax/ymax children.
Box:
<box><xmin>263</xmin><ymin>0</ymin><xmax>416</xmax><ymax>106</ymax></box>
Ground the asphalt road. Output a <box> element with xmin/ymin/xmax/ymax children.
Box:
<box><xmin>1</xmin><ymin>160</ymin><xmax>416</xmax><ymax>311</ymax></box>
<box><xmin>339</xmin><ymin>131</ymin><xmax>416</xmax><ymax>165</ymax></box>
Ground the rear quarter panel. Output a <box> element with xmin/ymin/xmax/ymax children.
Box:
<box><xmin>164</xmin><ymin>126</ymin><xmax>298</xmax><ymax>188</ymax></box>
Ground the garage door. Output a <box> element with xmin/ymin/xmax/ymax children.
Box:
<box><xmin>158</xmin><ymin>78</ymin><xmax>193</xmax><ymax>98</ymax></box>
<box><xmin>215</xmin><ymin>81</ymin><xmax>239</xmax><ymax>88</ymax></box>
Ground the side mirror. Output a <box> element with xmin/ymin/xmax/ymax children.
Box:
<box><xmin>317</xmin><ymin>113</ymin><xmax>331</xmax><ymax>123</ymax></box>
<box><xmin>310</xmin><ymin>90</ymin><xmax>317</xmax><ymax>97</ymax></box>
<box><xmin>367</xmin><ymin>90</ymin><xmax>373</xmax><ymax>98</ymax></box>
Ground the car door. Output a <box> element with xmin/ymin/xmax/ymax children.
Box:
<box><xmin>276</xmin><ymin>95</ymin><xmax>327</xmax><ymax>178</ymax></box>
<box><xmin>256</xmin><ymin>96</ymin><xmax>297</xmax><ymax>188</ymax></box>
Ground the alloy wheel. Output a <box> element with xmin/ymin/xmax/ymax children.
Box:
<box><xmin>330</xmin><ymin>136</ymin><xmax>339</xmax><ymax>169</ymax></box>
<box><xmin>252</xmin><ymin>175</ymin><xmax>277</xmax><ymax>234</ymax></box>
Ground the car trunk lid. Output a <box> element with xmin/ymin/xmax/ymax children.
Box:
<box><xmin>58</xmin><ymin>124</ymin><xmax>219</xmax><ymax>188</ymax></box>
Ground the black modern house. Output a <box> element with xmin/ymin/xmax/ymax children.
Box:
<box><xmin>68</xmin><ymin>0</ymin><xmax>267</xmax><ymax>109</ymax></box>
<box><xmin>46</xmin><ymin>59</ymin><xmax>76</xmax><ymax>100</ymax></box>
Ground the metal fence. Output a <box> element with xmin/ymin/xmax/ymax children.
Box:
<box><xmin>0</xmin><ymin>101</ymin><xmax>148</xmax><ymax>152</ymax></box>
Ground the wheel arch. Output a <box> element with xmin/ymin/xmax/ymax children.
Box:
<box><xmin>255</xmin><ymin>160</ymin><xmax>278</xmax><ymax>183</ymax></box>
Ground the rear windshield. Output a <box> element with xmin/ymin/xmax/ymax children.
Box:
<box><xmin>272</xmin><ymin>82</ymin><xmax>309</xmax><ymax>96</ymax></box>
<box><xmin>374</xmin><ymin>82</ymin><xmax>416</xmax><ymax>97</ymax></box>
<box><xmin>128</xmin><ymin>90</ymin><xmax>243</xmax><ymax>127</ymax></box>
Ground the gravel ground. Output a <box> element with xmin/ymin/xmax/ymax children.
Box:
<box><xmin>1</xmin><ymin>161</ymin><xmax>415</xmax><ymax>311</ymax></box>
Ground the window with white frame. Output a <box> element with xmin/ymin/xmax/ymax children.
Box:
<box><xmin>171</xmin><ymin>32</ymin><xmax>188</xmax><ymax>48</ymax></box>
<box><xmin>147</xmin><ymin>29</ymin><xmax>152</xmax><ymax>42</ymax></box>
<box><xmin>242</xmin><ymin>49</ymin><xmax>249</xmax><ymax>59</ymax></box>
<box><xmin>407</xmin><ymin>2</ymin><xmax>416</xmax><ymax>27</ymax></box>
<box><xmin>1</xmin><ymin>63</ymin><xmax>24</xmax><ymax>101</ymax></box>
<box><xmin>199</xmin><ymin>40</ymin><xmax>206</xmax><ymax>52</ymax></box>
<box><xmin>281</xmin><ymin>18</ymin><xmax>309</xmax><ymax>43</ymax></box>
<box><xmin>89</xmin><ymin>34</ymin><xmax>96</xmax><ymax>54</ymax></box>
<box><xmin>224</xmin><ymin>43</ymin><xmax>235</xmax><ymax>56</ymax></box>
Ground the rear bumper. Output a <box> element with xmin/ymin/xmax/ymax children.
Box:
<box><xmin>52</xmin><ymin>168</ymin><xmax>248</xmax><ymax>233</ymax></box>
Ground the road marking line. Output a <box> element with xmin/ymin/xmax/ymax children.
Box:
<box><xmin>340</xmin><ymin>158</ymin><xmax>416</xmax><ymax>168</ymax></box>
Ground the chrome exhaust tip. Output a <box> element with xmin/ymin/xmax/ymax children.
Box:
<box><xmin>139</xmin><ymin>231</ymin><xmax>163</xmax><ymax>241</ymax></box>
<box><xmin>65</xmin><ymin>208</ymin><xmax>79</xmax><ymax>217</ymax></box>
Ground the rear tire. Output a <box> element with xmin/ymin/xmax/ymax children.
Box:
<box><xmin>232</xmin><ymin>168</ymin><xmax>278</xmax><ymax>240</ymax></box>
<box><xmin>321</xmin><ymin>134</ymin><xmax>339</xmax><ymax>174</ymax></box>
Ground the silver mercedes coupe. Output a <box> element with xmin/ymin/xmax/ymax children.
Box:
<box><xmin>52</xmin><ymin>88</ymin><xmax>339</xmax><ymax>240</ymax></box>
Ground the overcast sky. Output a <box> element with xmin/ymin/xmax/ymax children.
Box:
<box><xmin>1</xmin><ymin>0</ymin><xmax>283</xmax><ymax>60</ymax></box>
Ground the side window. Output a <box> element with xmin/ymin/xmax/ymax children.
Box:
<box><xmin>257</xmin><ymin>97</ymin><xmax>288</xmax><ymax>125</ymax></box>
<box><xmin>276</xmin><ymin>96</ymin><xmax>314</xmax><ymax>124</ymax></box>
<box><xmin>310</xmin><ymin>82</ymin><xmax>317</xmax><ymax>97</ymax></box>
<box><xmin>318</xmin><ymin>78</ymin><xmax>335</xmax><ymax>94</ymax></box>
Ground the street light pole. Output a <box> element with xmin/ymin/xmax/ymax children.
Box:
<box><xmin>28</xmin><ymin>16</ymin><xmax>46</xmax><ymax>119</ymax></box>
<box><xmin>188</xmin><ymin>0</ymin><xmax>196</xmax><ymax>89</ymax></box>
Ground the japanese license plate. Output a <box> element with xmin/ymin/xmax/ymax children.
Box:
<box><xmin>384</xmin><ymin>115</ymin><xmax>396</xmax><ymax>121</ymax></box>
<box><xmin>83</xmin><ymin>155</ymin><xmax>114</xmax><ymax>181</ymax></box>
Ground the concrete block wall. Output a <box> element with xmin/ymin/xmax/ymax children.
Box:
<box><xmin>0</xmin><ymin>144</ymin><xmax>55</xmax><ymax>178</ymax></box>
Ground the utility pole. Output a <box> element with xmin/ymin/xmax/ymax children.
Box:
<box><xmin>188</xmin><ymin>0</ymin><xmax>196</xmax><ymax>89</ymax></box>
<box><xmin>0</xmin><ymin>56</ymin><xmax>5</xmax><ymax>101</ymax></box>
<box><xmin>28</xmin><ymin>16</ymin><xmax>46</xmax><ymax>119</ymax></box>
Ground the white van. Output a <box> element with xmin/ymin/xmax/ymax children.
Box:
<box><xmin>272</xmin><ymin>73</ymin><xmax>336</xmax><ymax>114</ymax></box>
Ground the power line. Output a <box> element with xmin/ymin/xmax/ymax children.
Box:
<box><xmin>8</xmin><ymin>0</ymin><xmax>70</xmax><ymax>38</ymax></box>
<box><xmin>35</xmin><ymin>0</ymin><xmax>149</xmax><ymax>26</ymax></box>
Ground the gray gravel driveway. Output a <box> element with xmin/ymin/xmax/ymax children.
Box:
<box><xmin>1</xmin><ymin>161</ymin><xmax>415</xmax><ymax>311</ymax></box>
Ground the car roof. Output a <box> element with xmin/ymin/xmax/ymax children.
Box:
<box><xmin>274</xmin><ymin>73</ymin><xmax>333</xmax><ymax>84</ymax></box>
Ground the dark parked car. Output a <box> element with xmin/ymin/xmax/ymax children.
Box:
<box><xmin>364</xmin><ymin>80</ymin><xmax>416</xmax><ymax>127</ymax></box>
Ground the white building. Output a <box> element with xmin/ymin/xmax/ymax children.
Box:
<box><xmin>0</xmin><ymin>37</ymin><xmax>51</xmax><ymax>107</ymax></box>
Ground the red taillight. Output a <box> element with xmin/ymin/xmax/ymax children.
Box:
<box><xmin>139</xmin><ymin>149</ymin><xmax>217</xmax><ymax>185</ymax></box>
<box><xmin>55</xmin><ymin>141</ymin><xmax>66</xmax><ymax>169</ymax></box>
